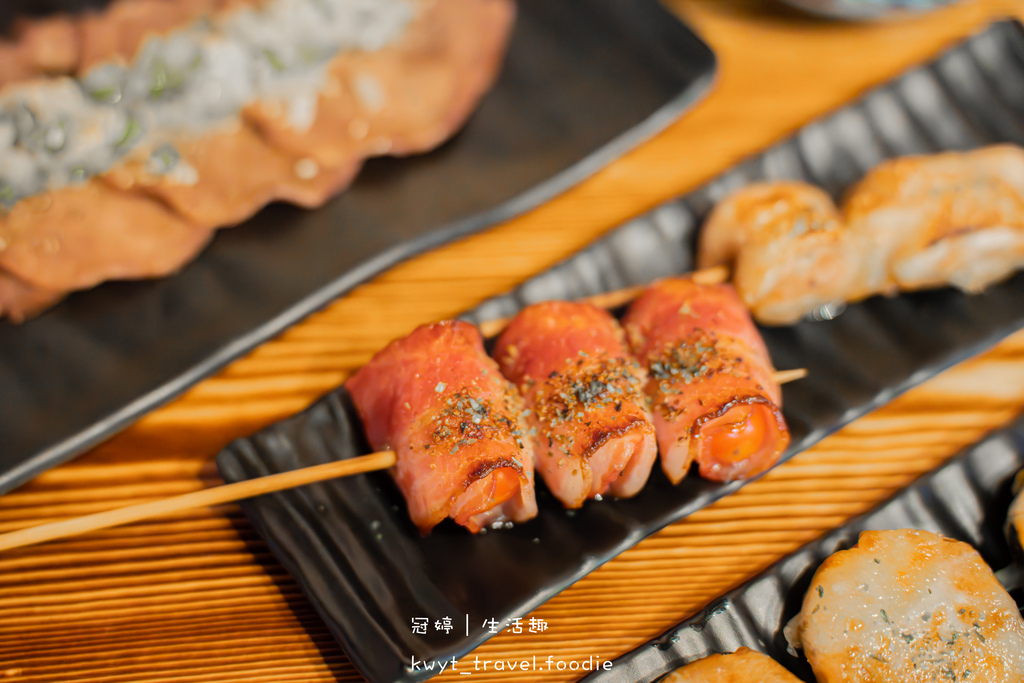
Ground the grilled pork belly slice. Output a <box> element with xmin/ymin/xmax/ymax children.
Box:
<box><xmin>0</xmin><ymin>0</ymin><xmax>514</xmax><ymax>321</ymax></box>
<box><xmin>0</xmin><ymin>182</ymin><xmax>211</xmax><ymax>292</ymax></box>
<box><xmin>663</xmin><ymin>648</ymin><xmax>801</xmax><ymax>683</ymax></box>
<box><xmin>0</xmin><ymin>15</ymin><xmax>80</xmax><ymax>83</ymax></box>
<box><xmin>346</xmin><ymin>320</ymin><xmax>538</xmax><ymax>534</ymax></box>
<box><xmin>245</xmin><ymin>0</ymin><xmax>515</xmax><ymax>166</ymax></box>
<box><xmin>494</xmin><ymin>301</ymin><xmax>658</xmax><ymax>508</ymax></box>
<box><xmin>0</xmin><ymin>268</ymin><xmax>67</xmax><ymax>323</ymax></box>
<box><xmin>103</xmin><ymin>124</ymin><xmax>363</xmax><ymax>228</ymax></box>
<box><xmin>0</xmin><ymin>0</ymin><xmax>261</xmax><ymax>91</ymax></box>
<box><xmin>786</xmin><ymin>529</ymin><xmax>1024</xmax><ymax>683</ymax></box>
<box><xmin>623</xmin><ymin>277</ymin><xmax>788</xmax><ymax>484</ymax></box>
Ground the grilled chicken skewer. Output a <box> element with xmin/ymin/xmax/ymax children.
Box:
<box><xmin>845</xmin><ymin>144</ymin><xmax>1024</xmax><ymax>296</ymax></box>
<box><xmin>699</xmin><ymin>144</ymin><xmax>1024</xmax><ymax>325</ymax></box>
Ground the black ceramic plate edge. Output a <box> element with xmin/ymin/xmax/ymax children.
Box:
<box><xmin>776</xmin><ymin>0</ymin><xmax>958</xmax><ymax>20</ymax></box>
<box><xmin>217</xmin><ymin>18</ymin><xmax>1024</xmax><ymax>683</ymax></box>
<box><xmin>581</xmin><ymin>416</ymin><xmax>1024</xmax><ymax>683</ymax></box>
<box><xmin>0</xmin><ymin>0</ymin><xmax>717</xmax><ymax>495</ymax></box>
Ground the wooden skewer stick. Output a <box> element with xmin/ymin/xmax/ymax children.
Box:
<box><xmin>773</xmin><ymin>368</ymin><xmax>808</xmax><ymax>384</ymax></box>
<box><xmin>0</xmin><ymin>364</ymin><xmax>805</xmax><ymax>554</ymax></box>
<box><xmin>478</xmin><ymin>266</ymin><xmax>730</xmax><ymax>338</ymax></box>
<box><xmin>0</xmin><ymin>450</ymin><xmax>396</xmax><ymax>553</ymax></box>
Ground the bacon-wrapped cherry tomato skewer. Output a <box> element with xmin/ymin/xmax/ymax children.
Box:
<box><xmin>346</xmin><ymin>320</ymin><xmax>538</xmax><ymax>534</ymax></box>
<box><xmin>494</xmin><ymin>301</ymin><xmax>658</xmax><ymax>508</ymax></box>
<box><xmin>623</xmin><ymin>277</ymin><xmax>790</xmax><ymax>484</ymax></box>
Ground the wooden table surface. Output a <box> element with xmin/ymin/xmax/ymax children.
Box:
<box><xmin>5</xmin><ymin>1</ymin><xmax>1024</xmax><ymax>681</ymax></box>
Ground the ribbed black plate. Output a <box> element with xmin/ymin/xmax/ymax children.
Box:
<box><xmin>0</xmin><ymin>0</ymin><xmax>717</xmax><ymax>494</ymax></box>
<box><xmin>776</xmin><ymin>0</ymin><xmax>959</xmax><ymax>21</ymax></box>
<box><xmin>217</xmin><ymin>19</ymin><xmax>1024</xmax><ymax>683</ymax></box>
<box><xmin>583</xmin><ymin>418</ymin><xmax>1024</xmax><ymax>683</ymax></box>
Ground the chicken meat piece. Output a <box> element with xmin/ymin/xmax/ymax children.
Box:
<box><xmin>697</xmin><ymin>181</ymin><xmax>860</xmax><ymax>325</ymax></box>
<box><xmin>103</xmin><ymin>124</ymin><xmax>363</xmax><ymax>228</ymax></box>
<box><xmin>844</xmin><ymin>144</ymin><xmax>1024</xmax><ymax>296</ymax></box>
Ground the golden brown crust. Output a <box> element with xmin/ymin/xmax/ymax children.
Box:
<box><xmin>697</xmin><ymin>181</ymin><xmax>860</xmax><ymax>325</ymax></box>
<box><xmin>0</xmin><ymin>0</ymin><xmax>261</xmax><ymax>91</ymax></box>
<box><xmin>0</xmin><ymin>16</ymin><xmax>80</xmax><ymax>90</ymax></box>
<box><xmin>244</xmin><ymin>0</ymin><xmax>516</xmax><ymax>164</ymax></box>
<box><xmin>663</xmin><ymin>648</ymin><xmax>801</xmax><ymax>683</ymax></box>
<box><xmin>0</xmin><ymin>182</ymin><xmax>212</xmax><ymax>291</ymax></box>
<box><xmin>102</xmin><ymin>124</ymin><xmax>363</xmax><ymax>227</ymax></box>
<box><xmin>330</xmin><ymin>0</ymin><xmax>515</xmax><ymax>157</ymax></box>
<box><xmin>0</xmin><ymin>268</ymin><xmax>66</xmax><ymax>322</ymax></box>
<box><xmin>790</xmin><ymin>529</ymin><xmax>1024</xmax><ymax>683</ymax></box>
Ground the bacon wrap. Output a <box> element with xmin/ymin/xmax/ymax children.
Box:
<box><xmin>622</xmin><ymin>278</ymin><xmax>789</xmax><ymax>484</ymax></box>
<box><xmin>346</xmin><ymin>320</ymin><xmax>537</xmax><ymax>534</ymax></box>
<box><xmin>493</xmin><ymin>302</ymin><xmax>658</xmax><ymax>507</ymax></box>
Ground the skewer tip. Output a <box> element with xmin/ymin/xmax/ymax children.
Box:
<box><xmin>774</xmin><ymin>368</ymin><xmax>809</xmax><ymax>384</ymax></box>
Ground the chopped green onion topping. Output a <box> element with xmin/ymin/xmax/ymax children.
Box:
<box><xmin>263</xmin><ymin>48</ymin><xmax>287</xmax><ymax>72</ymax></box>
<box><xmin>149</xmin><ymin>57</ymin><xmax>188</xmax><ymax>98</ymax></box>
<box><xmin>88</xmin><ymin>86</ymin><xmax>121</xmax><ymax>104</ymax></box>
<box><xmin>117</xmin><ymin>116</ymin><xmax>142</xmax><ymax>148</ymax></box>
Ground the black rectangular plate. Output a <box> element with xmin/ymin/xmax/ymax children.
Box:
<box><xmin>0</xmin><ymin>0</ymin><xmax>717</xmax><ymax>494</ymax></box>
<box><xmin>582</xmin><ymin>417</ymin><xmax>1024</xmax><ymax>683</ymax></box>
<box><xmin>216</xmin><ymin>19</ymin><xmax>1024</xmax><ymax>683</ymax></box>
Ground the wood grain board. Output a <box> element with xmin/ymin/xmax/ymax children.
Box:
<box><xmin>5</xmin><ymin>1</ymin><xmax>1024</xmax><ymax>680</ymax></box>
